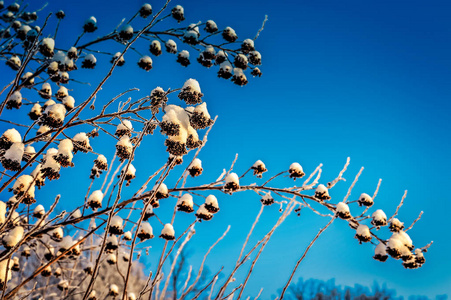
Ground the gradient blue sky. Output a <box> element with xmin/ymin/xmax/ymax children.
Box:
<box><xmin>2</xmin><ymin>0</ymin><xmax>451</xmax><ymax>298</ymax></box>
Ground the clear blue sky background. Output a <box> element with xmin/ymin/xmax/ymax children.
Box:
<box><xmin>1</xmin><ymin>0</ymin><xmax>451</xmax><ymax>298</ymax></box>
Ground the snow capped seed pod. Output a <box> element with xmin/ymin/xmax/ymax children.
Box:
<box><xmin>231</xmin><ymin>68</ymin><xmax>248</xmax><ymax>86</ymax></box>
<box><xmin>165</xmin><ymin>39</ymin><xmax>177</xmax><ymax>54</ymax></box>
<box><xmin>62</xmin><ymin>95</ymin><xmax>75</xmax><ymax>111</ymax></box>
<box><xmin>109</xmin><ymin>284</ymin><xmax>119</xmax><ymax>296</ymax></box>
<box><xmin>21</xmin><ymin>245</ymin><xmax>31</xmax><ymax>258</ymax></box>
<box><xmin>6</xmin><ymin>55</ymin><xmax>21</xmax><ymax>70</ymax></box>
<box><xmin>109</xmin><ymin>215</ymin><xmax>123</xmax><ymax>235</ymax></box>
<box><xmin>121</xmin><ymin>164</ymin><xmax>136</xmax><ymax>186</ymax></box>
<box><xmin>105</xmin><ymin>235</ymin><xmax>119</xmax><ymax>252</ymax></box>
<box><xmin>12</xmin><ymin>174</ymin><xmax>35</xmax><ymax>204</ymax></box>
<box><xmin>1</xmin><ymin>142</ymin><xmax>24</xmax><ymax>171</ymax></box>
<box><xmin>143</xmin><ymin>205</ymin><xmax>154</xmax><ymax>221</ymax></box>
<box><xmin>139</xmin><ymin>3</ymin><xmax>152</xmax><ymax>18</ymax></box>
<box><xmin>36</xmin><ymin>125</ymin><xmax>51</xmax><ymax>141</ymax></box>
<box><xmin>138</xmin><ymin>222</ymin><xmax>154</xmax><ymax>241</ymax></box>
<box><xmin>51</xmin><ymin>226</ymin><xmax>63</xmax><ymax>241</ymax></box>
<box><xmin>218</xmin><ymin>61</ymin><xmax>233</xmax><ymax>79</ymax></box>
<box><xmin>197</xmin><ymin>52</ymin><xmax>213</xmax><ymax>68</ymax></box>
<box><xmin>234</xmin><ymin>54</ymin><xmax>248</xmax><ymax>70</ymax></box>
<box><xmin>168</xmin><ymin>154</ymin><xmax>183</xmax><ymax>166</ymax></box>
<box><xmin>288</xmin><ymin>163</ymin><xmax>305</xmax><ymax>180</ymax></box>
<box><xmin>177</xmin><ymin>50</ymin><xmax>190</xmax><ymax>67</ymax></box>
<box><xmin>67</xmin><ymin>46</ymin><xmax>78</xmax><ymax>59</ymax></box>
<box><xmin>195</xmin><ymin>204</ymin><xmax>213</xmax><ymax>221</ymax></box>
<box><xmin>160</xmin><ymin>223</ymin><xmax>175</xmax><ymax>240</ymax></box>
<box><xmin>150</xmin><ymin>87</ymin><xmax>167</xmax><ymax>112</ymax></box>
<box><xmin>115</xmin><ymin>120</ymin><xmax>133</xmax><ymax>137</ymax></box>
<box><xmin>111</xmin><ymin>52</ymin><xmax>125</xmax><ymax>66</ymax></box>
<box><xmin>315</xmin><ymin>184</ymin><xmax>331</xmax><ymax>200</ymax></box>
<box><xmin>402</xmin><ymin>256</ymin><xmax>419</xmax><ymax>269</ymax></box>
<box><xmin>260</xmin><ymin>192</ymin><xmax>274</xmax><ymax>206</ymax></box>
<box><xmin>415</xmin><ymin>248</ymin><xmax>426</xmax><ymax>265</ymax></box>
<box><xmin>205</xmin><ymin>20</ymin><xmax>218</xmax><ymax>33</ymax></box>
<box><xmin>58</xmin><ymin>236</ymin><xmax>74</xmax><ymax>254</ymax></box>
<box><xmin>183</xmin><ymin>29</ymin><xmax>199</xmax><ymax>45</ymax></box>
<box><xmin>373</xmin><ymin>243</ymin><xmax>389</xmax><ymax>262</ymax></box>
<box><xmin>47</xmin><ymin>61</ymin><xmax>59</xmax><ymax>77</ymax></box>
<box><xmin>11</xmin><ymin>256</ymin><xmax>19</xmax><ymax>272</ymax></box>
<box><xmin>82</xmin><ymin>54</ymin><xmax>97</xmax><ymax>69</ymax></box>
<box><xmin>160</xmin><ymin>110</ymin><xmax>182</xmax><ymax>137</ymax></box>
<box><xmin>222</xmin><ymin>26</ymin><xmax>238</xmax><ymax>42</ymax></box>
<box><xmin>57</xmin><ymin>279</ymin><xmax>69</xmax><ymax>291</ymax></box>
<box><xmin>7</xmin><ymin>2</ymin><xmax>19</xmax><ymax>12</ymax></box>
<box><xmin>386</xmin><ymin>236</ymin><xmax>404</xmax><ymax>259</ymax></box>
<box><xmin>21</xmin><ymin>72</ymin><xmax>35</xmax><ymax>87</ymax></box>
<box><xmin>116</xmin><ymin>135</ymin><xmax>133</xmax><ymax>162</ymax></box>
<box><xmin>358</xmin><ymin>193</ymin><xmax>373</xmax><ymax>207</ymax></box>
<box><xmin>151</xmin><ymin>183</ymin><xmax>168</xmax><ymax>200</ymax></box>
<box><xmin>124</xmin><ymin>231</ymin><xmax>132</xmax><ymax>241</ymax></box>
<box><xmin>2</xmin><ymin>226</ymin><xmax>24</xmax><ymax>249</ymax></box>
<box><xmin>150</xmin><ymin>40</ymin><xmax>162</xmax><ymax>56</ymax></box>
<box><xmin>400</xmin><ymin>245</ymin><xmax>414</xmax><ymax>261</ymax></box>
<box><xmin>165</xmin><ymin>128</ymin><xmax>188</xmax><ymax>156</ymax></box>
<box><xmin>55</xmin><ymin>9</ymin><xmax>65</xmax><ymax>19</ymax></box>
<box><xmin>188</xmin><ymin>158</ymin><xmax>203</xmax><ymax>177</ymax></box>
<box><xmin>178</xmin><ymin>79</ymin><xmax>203</xmax><ymax>105</ymax></box>
<box><xmin>177</xmin><ymin>194</ymin><xmax>194</xmax><ymax>213</ymax></box>
<box><xmin>28</xmin><ymin>103</ymin><xmax>42</xmax><ymax>120</ymax></box>
<box><xmin>0</xmin><ymin>259</ymin><xmax>12</xmax><ymax>288</ymax></box>
<box><xmin>70</xmin><ymin>209</ymin><xmax>82</xmax><ymax>220</ymax></box>
<box><xmin>371</xmin><ymin>209</ymin><xmax>387</xmax><ymax>229</ymax></box>
<box><xmin>138</xmin><ymin>55</ymin><xmax>153</xmax><ymax>71</ymax></box>
<box><xmin>55</xmin><ymin>86</ymin><xmax>68</xmax><ymax>101</ymax></box>
<box><xmin>393</xmin><ymin>231</ymin><xmax>414</xmax><ymax>250</ymax></box>
<box><xmin>389</xmin><ymin>218</ymin><xmax>404</xmax><ymax>232</ymax></box>
<box><xmin>33</xmin><ymin>204</ymin><xmax>45</xmax><ymax>219</ymax></box>
<box><xmin>171</xmin><ymin>5</ymin><xmax>185</xmax><ymax>22</ymax></box>
<box><xmin>54</xmin><ymin>139</ymin><xmax>74</xmax><ymax>167</ymax></box>
<box><xmin>107</xmin><ymin>253</ymin><xmax>117</xmax><ymax>265</ymax></box>
<box><xmin>241</xmin><ymin>38</ymin><xmax>255</xmax><ymax>53</ymax></box>
<box><xmin>205</xmin><ymin>195</ymin><xmax>219</xmax><ymax>213</ymax></box>
<box><xmin>251</xmin><ymin>160</ymin><xmax>267</xmax><ymax>178</ymax></box>
<box><xmin>41</xmin><ymin>148</ymin><xmax>61</xmax><ymax>180</ymax></box>
<box><xmin>6</xmin><ymin>91</ymin><xmax>22</xmax><ymax>109</ymax></box>
<box><xmin>215</xmin><ymin>51</ymin><xmax>228</xmax><ymax>64</ymax></box>
<box><xmin>41</xmin><ymin>264</ymin><xmax>52</xmax><ymax>277</ymax></box>
<box><xmin>39</xmin><ymin>38</ymin><xmax>55</xmax><ymax>57</ymax></box>
<box><xmin>73</xmin><ymin>132</ymin><xmax>92</xmax><ymax>153</ymax></box>
<box><xmin>39</xmin><ymin>83</ymin><xmax>52</xmax><ymax>100</ymax></box>
<box><xmin>203</xmin><ymin>45</ymin><xmax>216</xmax><ymax>59</ymax></box>
<box><xmin>128</xmin><ymin>292</ymin><xmax>137</xmax><ymax>300</ymax></box>
<box><xmin>59</xmin><ymin>71</ymin><xmax>70</xmax><ymax>84</ymax></box>
<box><xmin>0</xmin><ymin>128</ymin><xmax>21</xmax><ymax>151</ymax></box>
<box><xmin>94</xmin><ymin>155</ymin><xmax>108</xmax><ymax>171</ymax></box>
<box><xmin>189</xmin><ymin>102</ymin><xmax>213</xmax><ymax>129</ymax></box>
<box><xmin>355</xmin><ymin>224</ymin><xmax>371</xmax><ymax>243</ymax></box>
<box><xmin>31</xmin><ymin>164</ymin><xmax>45</xmax><ymax>188</ymax></box>
<box><xmin>224</xmin><ymin>173</ymin><xmax>240</xmax><ymax>192</ymax></box>
<box><xmin>84</xmin><ymin>262</ymin><xmax>94</xmax><ymax>275</ymax></box>
<box><xmin>39</xmin><ymin>103</ymin><xmax>66</xmax><ymax>128</ymax></box>
<box><xmin>0</xmin><ymin>201</ymin><xmax>5</xmax><ymax>225</ymax></box>
<box><xmin>249</xmin><ymin>51</ymin><xmax>262</xmax><ymax>66</ymax></box>
<box><xmin>119</xmin><ymin>24</ymin><xmax>133</xmax><ymax>40</ymax></box>
<box><xmin>83</xmin><ymin>16</ymin><xmax>97</xmax><ymax>32</ymax></box>
<box><xmin>187</xmin><ymin>128</ymin><xmax>201</xmax><ymax>149</ymax></box>
<box><xmin>87</xmin><ymin>190</ymin><xmax>103</xmax><ymax>210</ymax></box>
<box><xmin>335</xmin><ymin>202</ymin><xmax>351</xmax><ymax>219</ymax></box>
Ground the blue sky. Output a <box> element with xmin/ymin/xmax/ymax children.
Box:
<box><xmin>2</xmin><ymin>0</ymin><xmax>451</xmax><ymax>298</ymax></box>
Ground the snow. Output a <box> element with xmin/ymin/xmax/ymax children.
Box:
<box><xmin>194</xmin><ymin>102</ymin><xmax>210</xmax><ymax>118</ymax></box>
<box><xmin>42</xmin><ymin>38</ymin><xmax>55</xmax><ymax>50</ymax></box>
<box><xmin>151</xmin><ymin>40</ymin><xmax>161</xmax><ymax>50</ymax></box>
<box><xmin>3</xmin><ymin>226</ymin><xmax>24</xmax><ymax>248</ymax></box>
<box><xmin>124</xmin><ymin>231</ymin><xmax>132</xmax><ymax>240</ymax></box>
<box><xmin>289</xmin><ymin>162</ymin><xmax>303</xmax><ymax>172</ymax></box>
<box><xmin>52</xmin><ymin>227</ymin><xmax>63</xmax><ymax>239</ymax></box>
<box><xmin>120</xmin><ymin>24</ymin><xmax>133</xmax><ymax>34</ymax></box>
<box><xmin>128</xmin><ymin>292</ymin><xmax>137</xmax><ymax>300</ymax></box>
<box><xmin>195</xmin><ymin>204</ymin><xmax>213</xmax><ymax>220</ymax></box>
<box><xmin>315</xmin><ymin>184</ymin><xmax>329</xmax><ymax>196</ymax></box>
<box><xmin>372</xmin><ymin>209</ymin><xmax>387</xmax><ymax>222</ymax></box>
<box><xmin>140</xmin><ymin>222</ymin><xmax>153</xmax><ymax>235</ymax></box>
<box><xmin>84</xmin><ymin>54</ymin><xmax>96</xmax><ymax>63</ymax></box>
<box><xmin>0</xmin><ymin>259</ymin><xmax>12</xmax><ymax>284</ymax></box>
<box><xmin>177</xmin><ymin>194</ymin><xmax>193</xmax><ymax>206</ymax></box>
<box><xmin>70</xmin><ymin>209</ymin><xmax>81</xmax><ymax>219</ymax></box>
<box><xmin>224</xmin><ymin>26</ymin><xmax>236</xmax><ymax>35</ymax></box>
<box><xmin>59</xmin><ymin>236</ymin><xmax>73</xmax><ymax>250</ymax></box>
<box><xmin>182</xmin><ymin>79</ymin><xmax>201</xmax><ymax>93</ymax></box>
<box><xmin>107</xmin><ymin>235</ymin><xmax>118</xmax><ymax>247</ymax></box>
<box><xmin>4</xmin><ymin>142</ymin><xmax>24</xmax><ymax>162</ymax></box>
<box><xmin>117</xmin><ymin>135</ymin><xmax>132</xmax><ymax>147</ymax></box>
<box><xmin>219</xmin><ymin>62</ymin><xmax>232</xmax><ymax>73</ymax></box>
<box><xmin>179</xmin><ymin>50</ymin><xmax>189</xmax><ymax>58</ymax></box>
<box><xmin>392</xmin><ymin>231</ymin><xmax>413</xmax><ymax>249</ymax></box>
<box><xmin>88</xmin><ymin>190</ymin><xmax>104</xmax><ymax>205</ymax></box>
<box><xmin>85</xmin><ymin>16</ymin><xmax>97</xmax><ymax>26</ymax></box>
<box><xmin>166</xmin><ymin>39</ymin><xmax>177</xmax><ymax>52</ymax></box>
<box><xmin>53</xmin><ymin>51</ymin><xmax>66</xmax><ymax>64</ymax></box>
<box><xmin>9</xmin><ymin>91</ymin><xmax>22</xmax><ymax>103</ymax></box>
<box><xmin>42</xmin><ymin>148</ymin><xmax>61</xmax><ymax>172</ymax></box>
<box><xmin>205</xmin><ymin>195</ymin><xmax>219</xmax><ymax>212</ymax></box>
<box><xmin>233</xmin><ymin>67</ymin><xmax>244</xmax><ymax>77</ymax></box>
<box><xmin>110</xmin><ymin>284</ymin><xmax>119</xmax><ymax>294</ymax></box>
<box><xmin>73</xmin><ymin>132</ymin><xmax>91</xmax><ymax>149</ymax></box>
<box><xmin>140</xmin><ymin>55</ymin><xmax>152</xmax><ymax>64</ymax></box>
<box><xmin>8</xmin><ymin>55</ymin><xmax>21</xmax><ymax>67</ymax></box>
<box><xmin>189</xmin><ymin>158</ymin><xmax>202</xmax><ymax>169</ymax></box>
<box><xmin>63</xmin><ymin>95</ymin><xmax>75</xmax><ymax>109</ymax></box>
<box><xmin>375</xmin><ymin>243</ymin><xmax>387</xmax><ymax>255</ymax></box>
<box><xmin>107</xmin><ymin>254</ymin><xmax>117</xmax><ymax>264</ymax></box>
<box><xmin>123</xmin><ymin>164</ymin><xmax>136</xmax><ymax>176</ymax></box>
<box><xmin>2</xmin><ymin>128</ymin><xmax>21</xmax><ymax>143</ymax></box>
<box><xmin>358</xmin><ymin>193</ymin><xmax>373</xmax><ymax>205</ymax></box>
<box><xmin>58</xmin><ymin>139</ymin><xmax>74</xmax><ymax>154</ymax></box>
<box><xmin>44</xmin><ymin>104</ymin><xmax>67</xmax><ymax>124</ymax></box>
<box><xmin>225</xmin><ymin>172</ymin><xmax>239</xmax><ymax>184</ymax></box>
<box><xmin>111</xmin><ymin>215</ymin><xmax>123</xmax><ymax>228</ymax></box>
<box><xmin>56</xmin><ymin>86</ymin><xmax>68</xmax><ymax>98</ymax></box>
<box><xmin>13</xmin><ymin>175</ymin><xmax>35</xmax><ymax>198</ymax></box>
<box><xmin>356</xmin><ymin>224</ymin><xmax>370</xmax><ymax>236</ymax></box>
<box><xmin>253</xmin><ymin>160</ymin><xmax>265</xmax><ymax>169</ymax></box>
<box><xmin>336</xmin><ymin>202</ymin><xmax>350</xmax><ymax>213</ymax></box>
<box><xmin>161</xmin><ymin>223</ymin><xmax>175</xmax><ymax>237</ymax></box>
<box><xmin>33</xmin><ymin>205</ymin><xmax>45</xmax><ymax>217</ymax></box>
<box><xmin>0</xmin><ymin>201</ymin><xmax>5</xmax><ymax>225</ymax></box>
<box><xmin>243</xmin><ymin>38</ymin><xmax>254</xmax><ymax>48</ymax></box>
<box><xmin>152</xmin><ymin>183</ymin><xmax>168</xmax><ymax>195</ymax></box>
